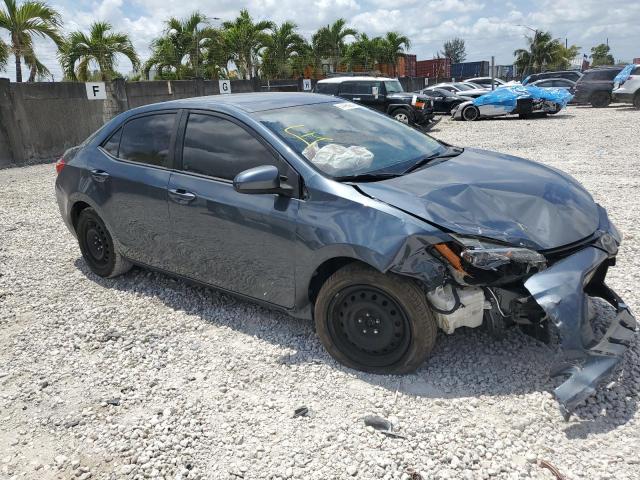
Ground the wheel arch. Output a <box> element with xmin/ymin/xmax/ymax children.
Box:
<box><xmin>308</xmin><ymin>257</ymin><xmax>374</xmax><ymax>306</ymax></box>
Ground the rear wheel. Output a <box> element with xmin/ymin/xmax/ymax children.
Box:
<box><xmin>590</xmin><ymin>91</ymin><xmax>611</xmax><ymax>108</ymax></box>
<box><xmin>633</xmin><ymin>93</ymin><xmax>640</xmax><ymax>109</ymax></box>
<box><xmin>392</xmin><ymin>108</ymin><xmax>412</xmax><ymax>124</ymax></box>
<box><xmin>314</xmin><ymin>264</ymin><xmax>437</xmax><ymax>374</ymax></box>
<box><xmin>77</xmin><ymin>208</ymin><xmax>131</xmax><ymax>278</ymax></box>
<box><xmin>461</xmin><ymin>105</ymin><xmax>480</xmax><ymax>121</ymax></box>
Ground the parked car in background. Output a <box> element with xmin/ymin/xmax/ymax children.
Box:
<box><xmin>418</xmin><ymin>88</ymin><xmax>473</xmax><ymax>113</ymax></box>
<box><xmin>522</xmin><ymin>70</ymin><xmax>582</xmax><ymax>85</ymax></box>
<box><xmin>466</xmin><ymin>77</ymin><xmax>508</xmax><ymax>89</ymax></box>
<box><xmin>572</xmin><ymin>67</ymin><xmax>624</xmax><ymax>108</ymax></box>
<box><xmin>612</xmin><ymin>64</ymin><xmax>640</xmax><ymax>109</ymax></box>
<box><xmin>530</xmin><ymin>78</ymin><xmax>576</xmax><ymax>91</ymax></box>
<box><xmin>315</xmin><ymin>76</ymin><xmax>436</xmax><ymax>127</ymax></box>
<box><xmin>452</xmin><ymin>85</ymin><xmax>572</xmax><ymax>121</ymax></box>
<box><xmin>426</xmin><ymin>82</ymin><xmax>487</xmax><ymax>98</ymax></box>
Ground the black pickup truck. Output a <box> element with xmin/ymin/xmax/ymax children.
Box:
<box><xmin>315</xmin><ymin>76</ymin><xmax>437</xmax><ymax>129</ymax></box>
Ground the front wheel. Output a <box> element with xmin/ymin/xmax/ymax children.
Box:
<box><xmin>77</xmin><ymin>208</ymin><xmax>132</xmax><ymax>278</ymax></box>
<box><xmin>314</xmin><ymin>264</ymin><xmax>438</xmax><ymax>374</ymax></box>
<box><xmin>392</xmin><ymin>108</ymin><xmax>412</xmax><ymax>124</ymax></box>
<box><xmin>461</xmin><ymin>105</ymin><xmax>480</xmax><ymax>121</ymax></box>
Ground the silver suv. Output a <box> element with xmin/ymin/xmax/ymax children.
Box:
<box><xmin>612</xmin><ymin>64</ymin><xmax>640</xmax><ymax>109</ymax></box>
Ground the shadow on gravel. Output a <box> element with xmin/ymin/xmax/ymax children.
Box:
<box><xmin>75</xmin><ymin>258</ymin><xmax>639</xmax><ymax>436</ymax></box>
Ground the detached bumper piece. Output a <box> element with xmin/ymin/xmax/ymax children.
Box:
<box><xmin>524</xmin><ymin>246</ymin><xmax>638</xmax><ymax>418</ymax></box>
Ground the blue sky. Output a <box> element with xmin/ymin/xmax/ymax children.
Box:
<box><xmin>1</xmin><ymin>0</ymin><xmax>638</xmax><ymax>81</ymax></box>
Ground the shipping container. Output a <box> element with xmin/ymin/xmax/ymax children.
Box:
<box><xmin>451</xmin><ymin>61</ymin><xmax>490</xmax><ymax>80</ymax></box>
<box><xmin>416</xmin><ymin>58</ymin><xmax>451</xmax><ymax>78</ymax></box>
<box><xmin>398</xmin><ymin>54</ymin><xmax>417</xmax><ymax>77</ymax></box>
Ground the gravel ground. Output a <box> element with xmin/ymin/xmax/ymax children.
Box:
<box><xmin>1</xmin><ymin>105</ymin><xmax>640</xmax><ymax>480</ymax></box>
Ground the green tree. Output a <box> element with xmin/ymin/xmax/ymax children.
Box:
<box><xmin>0</xmin><ymin>38</ymin><xmax>9</xmax><ymax>70</ymax></box>
<box><xmin>260</xmin><ymin>20</ymin><xmax>305</xmax><ymax>79</ymax></box>
<box><xmin>381</xmin><ymin>31</ymin><xmax>410</xmax><ymax>76</ymax></box>
<box><xmin>514</xmin><ymin>30</ymin><xmax>570</xmax><ymax>76</ymax></box>
<box><xmin>346</xmin><ymin>33</ymin><xmax>384</xmax><ymax>71</ymax></box>
<box><xmin>144</xmin><ymin>11</ymin><xmax>209</xmax><ymax>80</ymax></box>
<box><xmin>313</xmin><ymin>18</ymin><xmax>357</xmax><ymax>72</ymax></box>
<box><xmin>441</xmin><ymin>37</ymin><xmax>466</xmax><ymax>64</ymax></box>
<box><xmin>222</xmin><ymin>9</ymin><xmax>273</xmax><ymax>79</ymax></box>
<box><xmin>590</xmin><ymin>43</ymin><xmax>614</xmax><ymax>66</ymax></box>
<box><xmin>0</xmin><ymin>0</ymin><xmax>62</xmax><ymax>82</ymax></box>
<box><xmin>59</xmin><ymin>22</ymin><xmax>139</xmax><ymax>81</ymax></box>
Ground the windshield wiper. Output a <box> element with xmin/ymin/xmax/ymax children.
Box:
<box><xmin>402</xmin><ymin>147</ymin><xmax>464</xmax><ymax>174</ymax></box>
<box><xmin>334</xmin><ymin>172</ymin><xmax>401</xmax><ymax>182</ymax></box>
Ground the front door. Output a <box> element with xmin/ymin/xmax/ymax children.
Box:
<box><xmin>166</xmin><ymin>111</ymin><xmax>299</xmax><ymax>307</ymax></box>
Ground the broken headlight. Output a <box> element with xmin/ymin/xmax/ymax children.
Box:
<box><xmin>451</xmin><ymin>236</ymin><xmax>547</xmax><ymax>274</ymax></box>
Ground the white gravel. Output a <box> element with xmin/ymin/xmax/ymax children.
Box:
<box><xmin>1</xmin><ymin>104</ymin><xmax>640</xmax><ymax>480</ymax></box>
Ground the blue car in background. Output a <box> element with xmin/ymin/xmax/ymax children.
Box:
<box><xmin>55</xmin><ymin>92</ymin><xmax>636</xmax><ymax>416</ymax></box>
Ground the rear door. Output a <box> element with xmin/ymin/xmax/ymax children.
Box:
<box><xmin>352</xmin><ymin>81</ymin><xmax>386</xmax><ymax>112</ymax></box>
<box><xmin>93</xmin><ymin>111</ymin><xmax>177</xmax><ymax>268</ymax></box>
<box><xmin>166</xmin><ymin>110</ymin><xmax>300</xmax><ymax>307</ymax></box>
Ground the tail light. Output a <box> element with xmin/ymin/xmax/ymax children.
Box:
<box><xmin>55</xmin><ymin>157</ymin><xmax>66</xmax><ymax>174</ymax></box>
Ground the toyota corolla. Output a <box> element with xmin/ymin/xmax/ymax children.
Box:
<box><xmin>55</xmin><ymin>92</ymin><xmax>637</xmax><ymax>417</ymax></box>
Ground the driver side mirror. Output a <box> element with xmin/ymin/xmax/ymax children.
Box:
<box><xmin>233</xmin><ymin>165</ymin><xmax>294</xmax><ymax>196</ymax></box>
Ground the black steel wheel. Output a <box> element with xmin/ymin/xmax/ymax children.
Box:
<box><xmin>314</xmin><ymin>263</ymin><xmax>438</xmax><ymax>374</ymax></box>
<box><xmin>590</xmin><ymin>91</ymin><xmax>611</xmax><ymax>108</ymax></box>
<box><xmin>77</xmin><ymin>207</ymin><xmax>132</xmax><ymax>278</ymax></box>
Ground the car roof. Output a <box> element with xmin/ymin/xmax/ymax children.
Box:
<box><xmin>138</xmin><ymin>92</ymin><xmax>337</xmax><ymax>114</ymax></box>
<box><xmin>317</xmin><ymin>76</ymin><xmax>395</xmax><ymax>83</ymax></box>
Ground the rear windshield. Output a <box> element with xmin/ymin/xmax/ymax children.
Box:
<box><xmin>255</xmin><ymin>102</ymin><xmax>445</xmax><ymax>177</ymax></box>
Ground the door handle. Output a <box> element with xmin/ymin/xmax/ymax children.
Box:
<box><xmin>90</xmin><ymin>169</ymin><xmax>110</xmax><ymax>182</ymax></box>
<box><xmin>168</xmin><ymin>188</ymin><xmax>196</xmax><ymax>204</ymax></box>
<box><xmin>353</xmin><ymin>97</ymin><xmax>361</xmax><ymax>101</ymax></box>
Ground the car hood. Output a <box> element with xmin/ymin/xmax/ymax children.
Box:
<box><xmin>357</xmin><ymin>148</ymin><xmax>600</xmax><ymax>250</ymax></box>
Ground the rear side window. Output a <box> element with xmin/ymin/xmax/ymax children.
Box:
<box><xmin>338</xmin><ymin>82</ymin><xmax>355</xmax><ymax>95</ymax></box>
<box><xmin>316</xmin><ymin>83</ymin><xmax>338</xmax><ymax>95</ymax></box>
<box><xmin>119</xmin><ymin>114</ymin><xmax>176</xmax><ymax>167</ymax></box>
<box><xmin>587</xmin><ymin>70</ymin><xmax>620</xmax><ymax>81</ymax></box>
<box><xmin>102</xmin><ymin>128</ymin><xmax>122</xmax><ymax>156</ymax></box>
<box><xmin>181</xmin><ymin>113</ymin><xmax>281</xmax><ymax>181</ymax></box>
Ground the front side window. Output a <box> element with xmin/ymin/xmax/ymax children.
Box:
<box><xmin>119</xmin><ymin>114</ymin><xmax>176</xmax><ymax>167</ymax></box>
<box><xmin>182</xmin><ymin>113</ymin><xmax>280</xmax><ymax>180</ymax></box>
<box><xmin>384</xmin><ymin>80</ymin><xmax>403</xmax><ymax>94</ymax></box>
<box><xmin>256</xmin><ymin>102</ymin><xmax>446</xmax><ymax>178</ymax></box>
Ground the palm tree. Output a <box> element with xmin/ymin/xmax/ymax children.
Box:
<box><xmin>346</xmin><ymin>33</ymin><xmax>383</xmax><ymax>71</ymax></box>
<box><xmin>382</xmin><ymin>32</ymin><xmax>410</xmax><ymax>76</ymax></box>
<box><xmin>0</xmin><ymin>0</ymin><xmax>62</xmax><ymax>82</ymax></box>
<box><xmin>144</xmin><ymin>11</ymin><xmax>209</xmax><ymax>80</ymax></box>
<box><xmin>260</xmin><ymin>21</ymin><xmax>305</xmax><ymax>79</ymax></box>
<box><xmin>222</xmin><ymin>9</ymin><xmax>273</xmax><ymax>79</ymax></box>
<box><xmin>313</xmin><ymin>18</ymin><xmax>356</xmax><ymax>72</ymax></box>
<box><xmin>199</xmin><ymin>27</ymin><xmax>231</xmax><ymax>79</ymax></box>
<box><xmin>514</xmin><ymin>30</ymin><xmax>565</xmax><ymax>76</ymax></box>
<box><xmin>0</xmin><ymin>38</ymin><xmax>8</xmax><ymax>71</ymax></box>
<box><xmin>59</xmin><ymin>22</ymin><xmax>139</xmax><ymax>81</ymax></box>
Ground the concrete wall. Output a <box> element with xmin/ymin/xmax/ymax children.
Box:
<box><xmin>0</xmin><ymin>78</ymin><xmax>265</xmax><ymax>167</ymax></box>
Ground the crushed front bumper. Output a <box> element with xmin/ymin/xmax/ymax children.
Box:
<box><xmin>524</xmin><ymin>244</ymin><xmax>637</xmax><ymax>418</ymax></box>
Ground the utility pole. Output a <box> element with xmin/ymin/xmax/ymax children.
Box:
<box><xmin>491</xmin><ymin>56</ymin><xmax>495</xmax><ymax>90</ymax></box>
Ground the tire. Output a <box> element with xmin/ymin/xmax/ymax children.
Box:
<box><xmin>392</xmin><ymin>108</ymin><xmax>412</xmax><ymax>124</ymax></box>
<box><xmin>633</xmin><ymin>93</ymin><xmax>640</xmax><ymax>109</ymax></box>
<box><xmin>548</xmin><ymin>104</ymin><xmax>562</xmax><ymax>114</ymax></box>
<box><xmin>314</xmin><ymin>263</ymin><xmax>438</xmax><ymax>374</ymax></box>
<box><xmin>461</xmin><ymin>105</ymin><xmax>479</xmax><ymax>121</ymax></box>
<box><xmin>590</xmin><ymin>91</ymin><xmax>611</xmax><ymax>108</ymax></box>
<box><xmin>76</xmin><ymin>208</ymin><xmax>132</xmax><ymax>278</ymax></box>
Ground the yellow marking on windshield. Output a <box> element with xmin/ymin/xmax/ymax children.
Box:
<box><xmin>284</xmin><ymin>125</ymin><xmax>332</xmax><ymax>148</ymax></box>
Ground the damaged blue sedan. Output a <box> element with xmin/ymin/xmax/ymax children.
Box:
<box><xmin>54</xmin><ymin>92</ymin><xmax>636</xmax><ymax>416</ymax></box>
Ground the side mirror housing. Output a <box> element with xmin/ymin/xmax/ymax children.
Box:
<box><xmin>233</xmin><ymin>165</ymin><xmax>294</xmax><ymax>196</ymax></box>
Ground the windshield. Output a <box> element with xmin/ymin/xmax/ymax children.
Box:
<box><xmin>384</xmin><ymin>80</ymin><xmax>404</xmax><ymax>94</ymax></box>
<box><xmin>255</xmin><ymin>102</ymin><xmax>446</xmax><ymax>178</ymax></box>
<box><xmin>453</xmin><ymin>83</ymin><xmax>473</xmax><ymax>90</ymax></box>
<box><xmin>435</xmin><ymin>88</ymin><xmax>455</xmax><ymax>97</ymax></box>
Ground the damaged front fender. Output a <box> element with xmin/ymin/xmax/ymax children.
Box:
<box><xmin>524</xmin><ymin>245</ymin><xmax>638</xmax><ymax>417</ymax></box>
